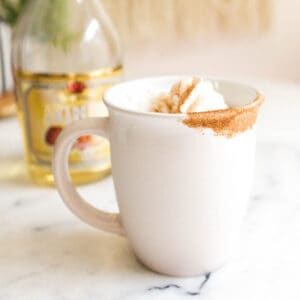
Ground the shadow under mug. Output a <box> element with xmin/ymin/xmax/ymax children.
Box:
<box><xmin>53</xmin><ymin>76</ymin><xmax>264</xmax><ymax>277</ymax></box>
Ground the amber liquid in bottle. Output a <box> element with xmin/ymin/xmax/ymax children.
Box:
<box><xmin>15</xmin><ymin>67</ymin><xmax>122</xmax><ymax>185</ymax></box>
<box><xmin>12</xmin><ymin>0</ymin><xmax>122</xmax><ymax>185</ymax></box>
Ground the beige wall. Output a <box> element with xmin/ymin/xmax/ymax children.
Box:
<box><xmin>275</xmin><ymin>0</ymin><xmax>300</xmax><ymax>37</ymax></box>
<box><xmin>3</xmin><ymin>1</ymin><xmax>299</xmax><ymax>85</ymax></box>
<box><xmin>103</xmin><ymin>0</ymin><xmax>271</xmax><ymax>40</ymax></box>
<box><xmin>124</xmin><ymin>0</ymin><xmax>300</xmax><ymax>83</ymax></box>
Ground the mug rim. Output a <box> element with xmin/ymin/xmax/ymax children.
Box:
<box><xmin>103</xmin><ymin>75</ymin><xmax>265</xmax><ymax>118</ymax></box>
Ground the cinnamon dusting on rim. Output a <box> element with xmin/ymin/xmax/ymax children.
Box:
<box><xmin>183</xmin><ymin>92</ymin><xmax>265</xmax><ymax>138</ymax></box>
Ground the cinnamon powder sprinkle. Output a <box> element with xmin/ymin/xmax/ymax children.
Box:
<box><xmin>183</xmin><ymin>92</ymin><xmax>265</xmax><ymax>138</ymax></box>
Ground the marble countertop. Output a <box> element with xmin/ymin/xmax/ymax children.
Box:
<box><xmin>1</xmin><ymin>80</ymin><xmax>300</xmax><ymax>299</ymax></box>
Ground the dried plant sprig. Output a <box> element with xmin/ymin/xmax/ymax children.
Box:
<box><xmin>0</xmin><ymin>0</ymin><xmax>28</xmax><ymax>26</ymax></box>
<box><xmin>0</xmin><ymin>0</ymin><xmax>76</xmax><ymax>51</ymax></box>
<box><xmin>30</xmin><ymin>0</ymin><xmax>77</xmax><ymax>51</ymax></box>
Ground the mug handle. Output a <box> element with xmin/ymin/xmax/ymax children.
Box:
<box><xmin>53</xmin><ymin>117</ymin><xmax>125</xmax><ymax>236</ymax></box>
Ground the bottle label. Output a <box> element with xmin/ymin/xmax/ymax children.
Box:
<box><xmin>16</xmin><ymin>67</ymin><xmax>122</xmax><ymax>167</ymax></box>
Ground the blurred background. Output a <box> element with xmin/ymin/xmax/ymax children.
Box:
<box><xmin>107</xmin><ymin>0</ymin><xmax>297</xmax><ymax>82</ymax></box>
<box><xmin>1</xmin><ymin>0</ymin><xmax>300</xmax><ymax>92</ymax></box>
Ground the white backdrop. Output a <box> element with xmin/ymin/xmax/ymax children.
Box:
<box><xmin>124</xmin><ymin>0</ymin><xmax>300</xmax><ymax>83</ymax></box>
<box><xmin>2</xmin><ymin>0</ymin><xmax>299</xmax><ymax>87</ymax></box>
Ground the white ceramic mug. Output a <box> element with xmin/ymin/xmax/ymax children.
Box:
<box><xmin>53</xmin><ymin>76</ymin><xmax>264</xmax><ymax>276</ymax></box>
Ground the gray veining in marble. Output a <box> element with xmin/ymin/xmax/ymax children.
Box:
<box><xmin>1</xmin><ymin>81</ymin><xmax>300</xmax><ymax>299</ymax></box>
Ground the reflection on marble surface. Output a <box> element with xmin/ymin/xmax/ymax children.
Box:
<box><xmin>1</xmin><ymin>81</ymin><xmax>300</xmax><ymax>299</ymax></box>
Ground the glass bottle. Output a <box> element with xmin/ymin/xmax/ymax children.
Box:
<box><xmin>12</xmin><ymin>0</ymin><xmax>122</xmax><ymax>185</ymax></box>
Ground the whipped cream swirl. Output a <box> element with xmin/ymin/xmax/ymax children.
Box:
<box><xmin>151</xmin><ymin>77</ymin><xmax>228</xmax><ymax>114</ymax></box>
